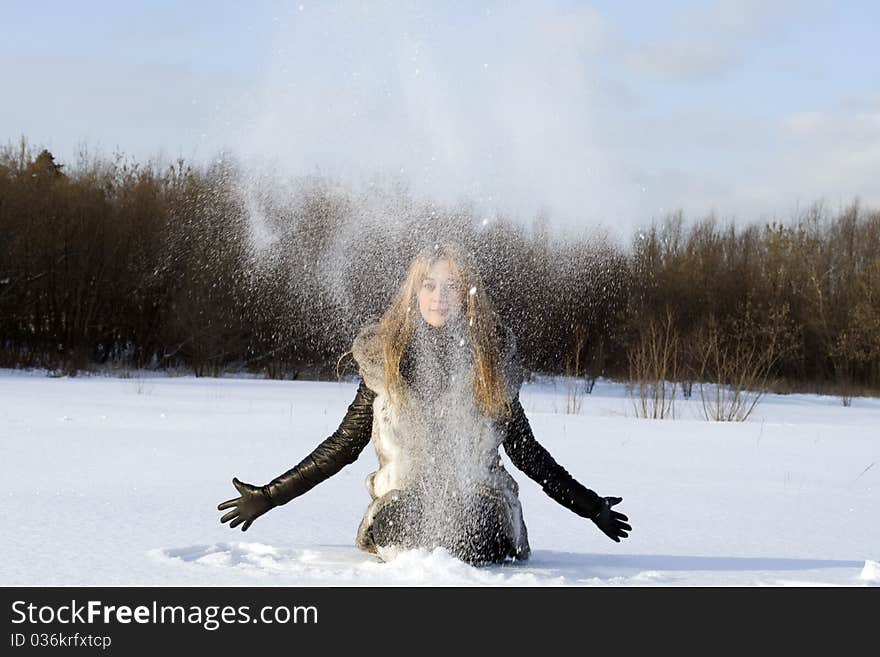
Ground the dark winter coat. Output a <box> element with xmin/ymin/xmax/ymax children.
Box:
<box><xmin>262</xmin><ymin>320</ymin><xmax>604</xmax><ymax>562</ymax></box>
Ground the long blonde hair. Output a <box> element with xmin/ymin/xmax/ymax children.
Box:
<box><xmin>340</xmin><ymin>241</ymin><xmax>514</xmax><ymax>420</ymax></box>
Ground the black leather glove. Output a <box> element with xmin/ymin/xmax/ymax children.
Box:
<box><xmin>590</xmin><ymin>496</ymin><xmax>631</xmax><ymax>542</ymax></box>
<box><xmin>217</xmin><ymin>477</ymin><xmax>276</xmax><ymax>531</ymax></box>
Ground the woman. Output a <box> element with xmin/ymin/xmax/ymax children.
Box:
<box><xmin>218</xmin><ymin>241</ymin><xmax>631</xmax><ymax>565</ymax></box>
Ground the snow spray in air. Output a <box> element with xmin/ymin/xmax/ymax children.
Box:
<box><xmin>201</xmin><ymin>1</ymin><xmax>633</xmax><ymax>312</ymax></box>
<box><xmin>386</xmin><ymin>310</ymin><xmax>507</xmax><ymax>562</ymax></box>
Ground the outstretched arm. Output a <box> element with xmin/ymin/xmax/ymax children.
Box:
<box><xmin>263</xmin><ymin>378</ymin><xmax>376</xmax><ymax>504</ymax></box>
<box><xmin>218</xmin><ymin>378</ymin><xmax>376</xmax><ymax>530</ymax></box>
<box><xmin>501</xmin><ymin>395</ymin><xmax>631</xmax><ymax>542</ymax></box>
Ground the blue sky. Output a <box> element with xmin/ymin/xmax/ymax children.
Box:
<box><xmin>2</xmin><ymin>1</ymin><xmax>878</xmax><ymax>235</ymax></box>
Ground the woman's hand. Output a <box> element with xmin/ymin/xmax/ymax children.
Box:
<box><xmin>591</xmin><ymin>496</ymin><xmax>632</xmax><ymax>542</ymax></box>
<box><xmin>217</xmin><ymin>477</ymin><xmax>275</xmax><ymax>531</ymax></box>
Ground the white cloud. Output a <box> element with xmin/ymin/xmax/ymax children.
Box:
<box><xmin>624</xmin><ymin>43</ymin><xmax>736</xmax><ymax>81</ymax></box>
<box><xmin>772</xmin><ymin>106</ymin><xmax>880</xmax><ymax>205</ymax></box>
<box><xmin>607</xmin><ymin>101</ymin><xmax>880</xmax><ymax>230</ymax></box>
<box><xmin>533</xmin><ymin>6</ymin><xmax>608</xmax><ymax>55</ymax></box>
<box><xmin>620</xmin><ymin>0</ymin><xmax>813</xmax><ymax>82</ymax></box>
<box><xmin>684</xmin><ymin>0</ymin><xmax>797</xmax><ymax>36</ymax></box>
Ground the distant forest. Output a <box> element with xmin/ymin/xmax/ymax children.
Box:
<box><xmin>2</xmin><ymin>140</ymin><xmax>879</xmax><ymax>398</ymax></box>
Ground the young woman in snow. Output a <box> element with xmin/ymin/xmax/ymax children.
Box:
<box><xmin>217</xmin><ymin>241</ymin><xmax>631</xmax><ymax>564</ymax></box>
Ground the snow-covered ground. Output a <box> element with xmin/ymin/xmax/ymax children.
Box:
<box><xmin>1</xmin><ymin>369</ymin><xmax>877</xmax><ymax>586</ymax></box>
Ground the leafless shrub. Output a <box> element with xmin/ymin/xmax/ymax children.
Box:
<box><xmin>563</xmin><ymin>327</ymin><xmax>588</xmax><ymax>414</ymax></box>
<box><xmin>627</xmin><ymin>309</ymin><xmax>679</xmax><ymax>419</ymax></box>
<box><xmin>695</xmin><ymin>305</ymin><xmax>790</xmax><ymax>421</ymax></box>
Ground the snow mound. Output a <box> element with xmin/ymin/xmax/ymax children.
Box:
<box><xmin>148</xmin><ymin>543</ymin><xmax>560</xmax><ymax>586</ymax></box>
<box><xmin>858</xmin><ymin>560</ymin><xmax>880</xmax><ymax>583</ymax></box>
<box><xmin>362</xmin><ymin>547</ymin><xmax>558</xmax><ymax>586</ymax></box>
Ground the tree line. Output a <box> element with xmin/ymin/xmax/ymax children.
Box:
<box><xmin>1</xmin><ymin>140</ymin><xmax>878</xmax><ymax>397</ymax></box>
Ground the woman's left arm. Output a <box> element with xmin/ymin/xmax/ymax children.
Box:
<box><xmin>501</xmin><ymin>395</ymin><xmax>631</xmax><ymax>542</ymax></box>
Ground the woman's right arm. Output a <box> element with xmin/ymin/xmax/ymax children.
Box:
<box><xmin>218</xmin><ymin>378</ymin><xmax>376</xmax><ymax>530</ymax></box>
<box><xmin>264</xmin><ymin>378</ymin><xmax>376</xmax><ymax>504</ymax></box>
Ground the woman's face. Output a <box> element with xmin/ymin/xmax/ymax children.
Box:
<box><xmin>418</xmin><ymin>259</ymin><xmax>463</xmax><ymax>327</ymax></box>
